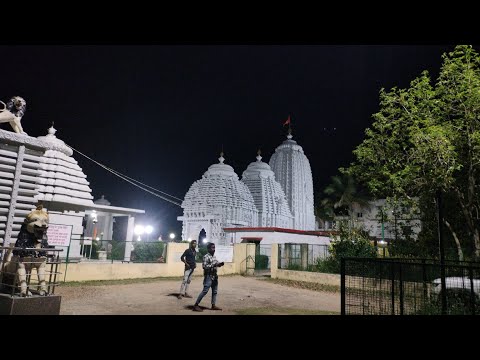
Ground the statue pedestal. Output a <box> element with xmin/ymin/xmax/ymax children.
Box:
<box><xmin>0</xmin><ymin>293</ymin><xmax>61</xmax><ymax>315</ymax></box>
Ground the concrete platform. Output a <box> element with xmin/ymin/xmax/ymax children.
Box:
<box><xmin>0</xmin><ymin>293</ymin><xmax>61</xmax><ymax>315</ymax></box>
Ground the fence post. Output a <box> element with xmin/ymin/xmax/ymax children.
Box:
<box><xmin>341</xmin><ymin>257</ymin><xmax>345</xmax><ymax>316</ymax></box>
<box><xmin>391</xmin><ymin>261</ymin><xmax>395</xmax><ymax>315</ymax></box>
<box><xmin>436</xmin><ymin>190</ymin><xmax>447</xmax><ymax>315</ymax></box>
<box><xmin>399</xmin><ymin>263</ymin><xmax>404</xmax><ymax>315</ymax></box>
<box><xmin>469</xmin><ymin>266</ymin><xmax>476</xmax><ymax>315</ymax></box>
<box><xmin>422</xmin><ymin>259</ymin><xmax>427</xmax><ymax>309</ymax></box>
<box><xmin>278</xmin><ymin>245</ymin><xmax>281</xmax><ymax>269</ymax></box>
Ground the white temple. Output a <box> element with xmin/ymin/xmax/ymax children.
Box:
<box><xmin>0</xmin><ymin>125</ymin><xmax>144</xmax><ymax>262</ymax></box>
<box><xmin>269</xmin><ymin>129</ymin><xmax>316</xmax><ymax>231</ymax></box>
<box><xmin>178</xmin><ymin>153</ymin><xmax>258</xmax><ymax>246</ymax></box>
<box><xmin>36</xmin><ymin>126</ymin><xmax>95</xmax><ymax>206</ymax></box>
<box><xmin>241</xmin><ymin>151</ymin><xmax>293</xmax><ymax>228</ymax></box>
<box><xmin>178</xmin><ymin>131</ymin><xmax>316</xmax><ymax>245</ymax></box>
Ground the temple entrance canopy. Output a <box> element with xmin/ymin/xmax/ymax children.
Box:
<box><xmin>44</xmin><ymin>200</ymin><xmax>144</xmax><ymax>261</ymax></box>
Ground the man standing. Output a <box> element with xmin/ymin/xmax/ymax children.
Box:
<box><xmin>193</xmin><ymin>242</ymin><xmax>224</xmax><ymax>312</ymax></box>
<box><xmin>178</xmin><ymin>240</ymin><xmax>197</xmax><ymax>299</ymax></box>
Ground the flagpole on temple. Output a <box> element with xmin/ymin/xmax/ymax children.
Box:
<box><xmin>283</xmin><ymin>114</ymin><xmax>292</xmax><ymax>139</ymax></box>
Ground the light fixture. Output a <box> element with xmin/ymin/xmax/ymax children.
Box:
<box><xmin>169</xmin><ymin>233</ymin><xmax>175</xmax><ymax>240</ymax></box>
<box><xmin>134</xmin><ymin>225</ymin><xmax>145</xmax><ymax>235</ymax></box>
<box><xmin>145</xmin><ymin>225</ymin><xmax>153</xmax><ymax>234</ymax></box>
<box><xmin>202</xmin><ymin>238</ymin><xmax>207</xmax><ymax>244</ymax></box>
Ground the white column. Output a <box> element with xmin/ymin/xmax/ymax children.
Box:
<box><xmin>4</xmin><ymin>145</ymin><xmax>25</xmax><ymax>248</ymax></box>
<box><xmin>123</xmin><ymin>215</ymin><xmax>135</xmax><ymax>261</ymax></box>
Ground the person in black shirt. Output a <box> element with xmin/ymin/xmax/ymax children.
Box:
<box><xmin>178</xmin><ymin>240</ymin><xmax>197</xmax><ymax>299</ymax></box>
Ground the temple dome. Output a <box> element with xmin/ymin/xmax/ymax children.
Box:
<box><xmin>269</xmin><ymin>131</ymin><xmax>315</xmax><ymax>230</ymax></box>
<box><xmin>180</xmin><ymin>153</ymin><xmax>257</xmax><ymax>245</ymax></box>
<box><xmin>35</xmin><ymin>125</ymin><xmax>94</xmax><ymax>206</ymax></box>
<box><xmin>241</xmin><ymin>152</ymin><xmax>293</xmax><ymax>228</ymax></box>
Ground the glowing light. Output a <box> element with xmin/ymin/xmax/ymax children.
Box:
<box><xmin>169</xmin><ymin>233</ymin><xmax>176</xmax><ymax>240</ymax></box>
<box><xmin>134</xmin><ymin>225</ymin><xmax>145</xmax><ymax>235</ymax></box>
<box><xmin>145</xmin><ymin>225</ymin><xmax>153</xmax><ymax>234</ymax></box>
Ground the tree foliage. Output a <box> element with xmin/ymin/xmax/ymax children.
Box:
<box><xmin>317</xmin><ymin>173</ymin><xmax>370</xmax><ymax>229</ymax></box>
<box><xmin>348</xmin><ymin>45</ymin><xmax>480</xmax><ymax>259</ymax></box>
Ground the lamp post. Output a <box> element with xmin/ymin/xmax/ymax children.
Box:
<box><xmin>145</xmin><ymin>225</ymin><xmax>153</xmax><ymax>242</ymax></box>
<box><xmin>169</xmin><ymin>233</ymin><xmax>176</xmax><ymax>241</ymax></box>
<box><xmin>91</xmin><ymin>210</ymin><xmax>98</xmax><ymax>240</ymax></box>
<box><xmin>134</xmin><ymin>225</ymin><xmax>145</xmax><ymax>241</ymax></box>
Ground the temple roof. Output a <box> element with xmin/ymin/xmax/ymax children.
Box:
<box><xmin>35</xmin><ymin>126</ymin><xmax>94</xmax><ymax>206</ymax></box>
<box><xmin>182</xmin><ymin>153</ymin><xmax>256</xmax><ymax>211</ymax></box>
<box><xmin>242</xmin><ymin>151</ymin><xmax>292</xmax><ymax>220</ymax></box>
<box><xmin>269</xmin><ymin>130</ymin><xmax>315</xmax><ymax>230</ymax></box>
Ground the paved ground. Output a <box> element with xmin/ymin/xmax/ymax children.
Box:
<box><xmin>56</xmin><ymin>276</ymin><xmax>340</xmax><ymax>315</ymax></box>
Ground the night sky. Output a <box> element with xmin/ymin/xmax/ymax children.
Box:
<box><xmin>0</xmin><ymin>45</ymin><xmax>470</xmax><ymax>239</ymax></box>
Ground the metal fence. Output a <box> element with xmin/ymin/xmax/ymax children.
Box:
<box><xmin>0</xmin><ymin>246</ymin><xmax>62</xmax><ymax>297</ymax></box>
<box><xmin>341</xmin><ymin>257</ymin><xmax>480</xmax><ymax>315</ymax></box>
<box><xmin>255</xmin><ymin>244</ymin><xmax>271</xmax><ymax>270</ymax></box>
<box><xmin>72</xmin><ymin>239</ymin><xmax>167</xmax><ymax>263</ymax></box>
<box><xmin>278</xmin><ymin>243</ymin><xmax>330</xmax><ymax>271</ymax></box>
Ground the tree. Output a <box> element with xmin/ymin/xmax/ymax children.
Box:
<box><xmin>320</xmin><ymin>173</ymin><xmax>371</xmax><ymax>231</ymax></box>
<box><xmin>348</xmin><ymin>45</ymin><xmax>480</xmax><ymax>260</ymax></box>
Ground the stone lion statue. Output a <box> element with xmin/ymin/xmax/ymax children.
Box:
<box><xmin>1</xmin><ymin>205</ymin><xmax>49</xmax><ymax>296</ymax></box>
<box><xmin>0</xmin><ymin>96</ymin><xmax>27</xmax><ymax>135</ymax></box>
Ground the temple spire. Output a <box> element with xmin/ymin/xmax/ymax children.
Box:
<box><xmin>287</xmin><ymin>126</ymin><xmax>293</xmax><ymax>140</ymax></box>
<box><xmin>47</xmin><ymin>123</ymin><xmax>57</xmax><ymax>136</ymax></box>
<box><xmin>256</xmin><ymin>149</ymin><xmax>262</xmax><ymax>162</ymax></box>
<box><xmin>219</xmin><ymin>151</ymin><xmax>225</xmax><ymax>164</ymax></box>
<box><xmin>283</xmin><ymin>115</ymin><xmax>293</xmax><ymax>139</ymax></box>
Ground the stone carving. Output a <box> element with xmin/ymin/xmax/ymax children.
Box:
<box><xmin>0</xmin><ymin>96</ymin><xmax>27</xmax><ymax>135</ymax></box>
<box><xmin>2</xmin><ymin>205</ymin><xmax>50</xmax><ymax>296</ymax></box>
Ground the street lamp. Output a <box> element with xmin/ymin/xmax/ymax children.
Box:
<box><xmin>91</xmin><ymin>210</ymin><xmax>98</xmax><ymax>240</ymax></box>
<box><xmin>135</xmin><ymin>225</ymin><xmax>145</xmax><ymax>241</ymax></box>
<box><xmin>169</xmin><ymin>233</ymin><xmax>176</xmax><ymax>241</ymax></box>
<box><xmin>145</xmin><ymin>225</ymin><xmax>153</xmax><ymax>242</ymax></box>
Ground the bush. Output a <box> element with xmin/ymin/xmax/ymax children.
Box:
<box><xmin>308</xmin><ymin>222</ymin><xmax>377</xmax><ymax>274</ymax></box>
<box><xmin>131</xmin><ymin>242</ymin><xmax>165</xmax><ymax>262</ymax></box>
<box><xmin>108</xmin><ymin>242</ymin><xmax>126</xmax><ymax>261</ymax></box>
<box><xmin>196</xmin><ymin>247</ymin><xmax>208</xmax><ymax>263</ymax></box>
<box><xmin>388</xmin><ymin>237</ymin><xmax>429</xmax><ymax>258</ymax></box>
<box><xmin>91</xmin><ymin>240</ymin><xmax>100</xmax><ymax>259</ymax></box>
<box><xmin>313</xmin><ymin>257</ymin><xmax>341</xmax><ymax>274</ymax></box>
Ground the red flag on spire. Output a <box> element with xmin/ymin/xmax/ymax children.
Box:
<box><xmin>283</xmin><ymin>115</ymin><xmax>291</xmax><ymax>126</ymax></box>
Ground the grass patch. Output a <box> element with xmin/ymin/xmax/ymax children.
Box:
<box><xmin>62</xmin><ymin>276</ymin><xmax>183</xmax><ymax>287</ymax></box>
<box><xmin>262</xmin><ymin>278</ymin><xmax>341</xmax><ymax>293</ymax></box>
<box><xmin>234</xmin><ymin>307</ymin><xmax>339</xmax><ymax>315</ymax></box>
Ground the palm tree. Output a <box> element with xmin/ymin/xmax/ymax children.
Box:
<box><xmin>321</xmin><ymin>174</ymin><xmax>371</xmax><ymax>231</ymax></box>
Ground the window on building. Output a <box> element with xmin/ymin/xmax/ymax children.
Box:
<box><xmin>357</xmin><ymin>213</ymin><xmax>363</xmax><ymax>218</ymax></box>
